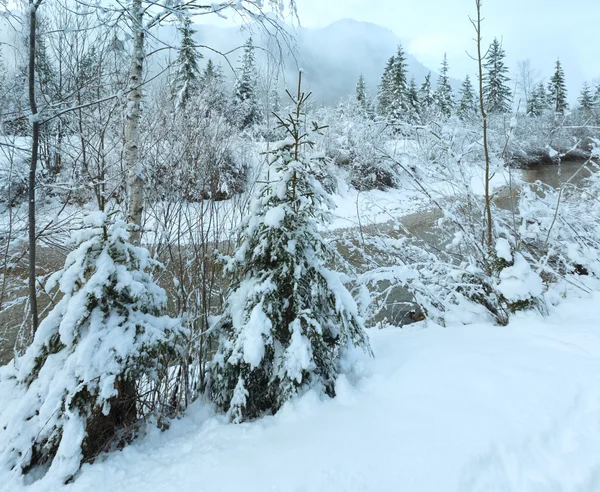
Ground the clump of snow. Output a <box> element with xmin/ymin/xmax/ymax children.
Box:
<box><xmin>263</xmin><ymin>205</ymin><xmax>286</xmax><ymax>228</ymax></box>
<box><xmin>241</xmin><ymin>302</ymin><xmax>272</xmax><ymax>369</ymax></box>
<box><xmin>495</xmin><ymin>238</ymin><xmax>513</xmax><ymax>262</ymax></box>
<box><xmin>497</xmin><ymin>253</ymin><xmax>543</xmax><ymax>302</ymax></box>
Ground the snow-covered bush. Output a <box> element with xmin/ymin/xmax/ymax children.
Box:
<box><xmin>509</xmin><ymin>112</ymin><xmax>593</xmax><ymax>166</ymax></box>
<box><xmin>0</xmin><ymin>213</ymin><xmax>182</xmax><ymax>484</ymax></box>
<box><xmin>316</xmin><ymin>100</ymin><xmax>394</xmax><ymax>191</ymax></box>
<box><xmin>351</xmin><ymin>223</ymin><xmax>546</xmax><ymax>327</ymax></box>
<box><xmin>145</xmin><ymin>90</ymin><xmax>247</xmax><ymax>203</ymax></box>
<box><xmin>352</xmin><ymin>118</ymin><xmax>548</xmax><ymax>327</ymax></box>
<box><xmin>517</xmin><ymin>153</ymin><xmax>600</xmax><ymax>282</ymax></box>
<box><xmin>208</xmin><ymin>78</ymin><xmax>372</xmax><ymax>423</ymax></box>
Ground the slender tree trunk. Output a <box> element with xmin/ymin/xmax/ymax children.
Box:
<box><xmin>28</xmin><ymin>0</ymin><xmax>41</xmax><ymax>332</ymax></box>
<box><xmin>473</xmin><ymin>0</ymin><xmax>493</xmax><ymax>254</ymax></box>
<box><xmin>125</xmin><ymin>0</ymin><xmax>145</xmax><ymax>245</ymax></box>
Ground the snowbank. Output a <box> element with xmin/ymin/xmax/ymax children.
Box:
<box><xmin>5</xmin><ymin>292</ymin><xmax>600</xmax><ymax>492</ymax></box>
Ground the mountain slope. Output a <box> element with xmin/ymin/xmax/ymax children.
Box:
<box><xmin>156</xmin><ymin>18</ymin><xmax>440</xmax><ymax>105</ymax></box>
<box><xmin>294</xmin><ymin>19</ymin><xmax>436</xmax><ymax>104</ymax></box>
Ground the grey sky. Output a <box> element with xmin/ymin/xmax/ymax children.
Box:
<box><xmin>292</xmin><ymin>0</ymin><xmax>600</xmax><ymax>97</ymax></box>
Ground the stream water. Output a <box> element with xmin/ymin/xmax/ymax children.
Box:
<box><xmin>0</xmin><ymin>162</ymin><xmax>596</xmax><ymax>363</ymax></box>
<box><xmin>366</xmin><ymin>160</ymin><xmax>596</xmax><ymax>326</ymax></box>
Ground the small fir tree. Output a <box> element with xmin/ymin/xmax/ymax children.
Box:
<box><xmin>355</xmin><ymin>74</ymin><xmax>374</xmax><ymax>119</ymax></box>
<box><xmin>527</xmin><ymin>82</ymin><xmax>548</xmax><ymax>116</ymax></box>
<box><xmin>578</xmin><ymin>82</ymin><xmax>594</xmax><ymax>113</ymax></box>
<box><xmin>458</xmin><ymin>75</ymin><xmax>477</xmax><ymax>121</ymax></box>
<box><xmin>356</xmin><ymin>74</ymin><xmax>368</xmax><ymax>112</ymax></box>
<box><xmin>406</xmin><ymin>77</ymin><xmax>421</xmax><ymax>124</ymax></box>
<box><xmin>547</xmin><ymin>59</ymin><xmax>568</xmax><ymax>114</ymax></box>
<box><xmin>483</xmin><ymin>38</ymin><xmax>512</xmax><ymax>114</ymax></box>
<box><xmin>208</xmin><ymin>74</ymin><xmax>372</xmax><ymax>423</ymax></box>
<box><xmin>377</xmin><ymin>56</ymin><xmax>395</xmax><ymax>117</ymax></box>
<box><xmin>200</xmin><ymin>58</ymin><xmax>227</xmax><ymax>114</ymax></box>
<box><xmin>172</xmin><ymin>15</ymin><xmax>202</xmax><ymax>108</ymax></box>
<box><xmin>0</xmin><ymin>213</ymin><xmax>181</xmax><ymax>483</ymax></box>
<box><xmin>388</xmin><ymin>44</ymin><xmax>410</xmax><ymax>122</ymax></box>
<box><xmin>435</xmin><ymin>53</ymin><xmax>454</xmax><ymax>118</ymax></box>
<box><xmin>234</xmin><ymin>37</ymin><xmax>261</xmax><ymax>129</ymax></box>
<box><xmin>594</xmin><ymin>84</ymin><xmax>600</xmax><ymax>108</ymax></box>
<box><xmin>270</xmin><ymin>83</ymin><xmax>282</xmax><ymax>116</ymax></box>
<box><xmin>419</xmin><ymin>72</ymin><xmax>436</xmax><ymax>121</ymax></box>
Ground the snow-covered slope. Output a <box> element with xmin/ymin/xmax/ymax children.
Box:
<box><xmin>9</xmin><ymin>291</ymin><xmax>600</xmax><ymax>492</ymax></box>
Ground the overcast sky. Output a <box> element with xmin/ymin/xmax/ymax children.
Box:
<box><xmin>290</xmin><ymin>0</ymin><xmax>600</xmax><ymax>97</ymax></box>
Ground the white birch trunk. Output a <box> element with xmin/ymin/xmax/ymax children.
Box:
<box><xmin>125</xmin><ymin>0</ymin><xmax>145</xmax><ymax>245</ymax></box>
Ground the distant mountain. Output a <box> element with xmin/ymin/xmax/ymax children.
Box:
<box><xmin>157</xmin><ymin>19</ymin><xmax>443</xmax><ymax>105</ymax></box>
<box><xmin>293</xmin><ymin>19</ymin><xmax>436</xmax><ymax>104</ymax></box>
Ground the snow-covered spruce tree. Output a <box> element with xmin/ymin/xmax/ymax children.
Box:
<box><xmin>435</xmin><ymin>53</ymin><xmax>454</xmax><ymax>118</ymax></box>
<box><xmin>388</xmin><ymin>44</ymin><xmax>410</xmax><ymax>123</ymax></box>
<box><xmin>0</xmin><ymin>213</ymin><xmax>182</xmax><ymax>483</ymax></box>
<box><xmin>172</xmin><ymin>15</ymin><xmax>202</xmax><ymax>108</ymax></box>
<box><xmin>547</xmin><ymin>59</ymin><xmax>568</xmax><ymax>114</ymax></box>
<box><xmin>234</xmin><ymin>37</ymin><xmax>261</xmax><ymax>129</ymax></box>
<box><xmin>209</xmin><ymin>74</ymin><xmax>372</xmax><ymax>423</ymax></box>
<box><xmin>199</xmin><ymin>58</ymin><xmax>228</xmax><ymax>115</ymax></box>
<box><xmin>406</xmin><ymin>77</ymin><xmax>421</xmax><ymax>124</ymax></box>
<box><xmin>458</xmin><ymin>75</ymin><xmax>477</xmax><ymax>121</ymax></box>
<box><xmin>578</xmin><ymin>82</ymin><xmax>594</xmax><ymax>114</ymax></box>
<box><xmin>527</xmin><ymin>82</ymin><xmax>548</xmax><ymax>116</ymax></box>
<box><xmin>377</xmin><ymin>55</ymin><xmax>395</xmax><ymax>117</ymax></box>
<box><xmin>483</xmin><ymin>38</ymin><xmax>512</xmax><ymax>114</ymax></box>
<box><xmin>355</xmin><ymin>74</ymin><xmax>369</xmax><ymax>114</ymax></box>
<box><xmin>419</xmin><ymin>72</ymin><xmax>436</xmax><ymax>121</ymax></box>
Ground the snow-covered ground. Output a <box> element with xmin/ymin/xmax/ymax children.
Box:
<box><xmin>7</xmin><ymin>289</ymin><xmax>600</xmax><ymax>492</ymax></box>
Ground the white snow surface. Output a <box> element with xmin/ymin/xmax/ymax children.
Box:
<box><xmin>6</xmin><ymin>292</ymin><xmax>600</xmax><ymax>492</ymax></box>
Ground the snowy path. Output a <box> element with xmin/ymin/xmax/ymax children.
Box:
<box><xmin>9</xmin><ymin>293</ymin><xmax>600</xmax><ymax>492</ymax></box>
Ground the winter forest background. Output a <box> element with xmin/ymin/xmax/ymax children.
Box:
<box><xmin>1</xmin><ymin>0</ymin><xmax>600</xmax><ymax>490</ymax></box>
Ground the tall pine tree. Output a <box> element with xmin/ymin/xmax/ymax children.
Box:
<box><xmin>527</xmin><ymin>82</ymin><xmax>548</xmax><ymax>116</ymax></box>
<box><xmin>377</xmin><ymin>56</ymin><xmax>395</xmax><ymax>117</ymax></box>
<box><xmin>594</xmin><ymin>84</ymin><xmax>600</xmax><ymax>109</ymax></box>
<box><xmin>483</xmin><ymin>38</ymin><xmax>512</xmax><ymax>114</ymax></box>
<box><xmin>234</xmin><ymin>37</ymin><xmax>261</xmax><ymax>129</ymax></box>
<box><xmin>419</xmin><ymin>72</ymin><xmax>436</xmax><ymax>121</ymax></box>
<box><xmin>458</xmin><ymin>75</ymin><xmax>477</xmax><ymax>121</ymax></box>
<box><xmin>356</xmin><ymin>74</ymin><xmax>369</xmax><ymax>114</ymax></box>
<box><xmin>547</xmin><ymin>59</ymin><xmax>568</xmax><ymax>114</ymax></box>
<box><xmin>208</xmin><ymin>75</ymin><xmax>372</xmax><ymax>423</ymax></box>
<box><xmin>435</xmin><ymin>53</ymin><xmax>454</xmax><ymax>118</ymax></box>
<box><xmin>388</xmin><ymin>44</ymin><xmax>409</xmax><ymax>122</ymax></box>
<box><xmin>200</xmin><ymin>58</ymin><xmax>227</xmax><ymax>114</ymax></box>
<box><xmin>172</xmin><ymin>15</ymin><xmax>202</xmax><ymax>108</ymax></box>
<box><xmin>578</xmin><ymin>82</ymin><xmax>594</xmax><ymax>113</ymax></box>
<box><xmin>406</xmin><ymin>77</ymin><xmax>421</xmax><ymax>124</ymax></box>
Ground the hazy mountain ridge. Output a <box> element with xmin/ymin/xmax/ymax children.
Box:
<box><xmin>162</xmin><ymin>18</ymin><xmax>444</xmax><ymax>105</ymax></box>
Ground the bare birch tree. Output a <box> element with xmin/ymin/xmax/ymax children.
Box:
<box><xmin>119</xmin><ymin>0</ymin><xmax>297</xmax><ymax>245</ymax></box>
<box><xmin>27</xmin><ymin>0</ymin><xmax>43</xmax><ymax>332</ymax></box>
